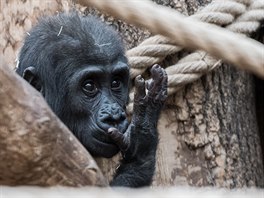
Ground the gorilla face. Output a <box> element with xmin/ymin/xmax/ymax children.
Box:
<box><xmin>60</xmin><ymin>60</ymin><xmax>130</xmax><ymax>158</ymax></box>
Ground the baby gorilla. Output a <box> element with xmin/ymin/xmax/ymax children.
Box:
<box><xmin>16</xmin><ymin>13</ymin><xmax>167</xmax><ymax>187</ymax></box>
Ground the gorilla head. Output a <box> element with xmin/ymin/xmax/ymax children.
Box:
<box><xmin>16</xmin><ymin>13</ymin><xmax>129</xmax><ymax>158</ymax></box>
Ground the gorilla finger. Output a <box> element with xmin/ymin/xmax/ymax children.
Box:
<box><xmin>150</xmin><ymin>64</ymin><xmax>163</xmax><ymax>84</ymax></box>
<box><xmin>133</xmin><ymin>76</ymin><xmax>148</xmax><ymax>118</ymax></box>
<box><xmin>146</xmin><ymin>79</ymin><xmax>154</xmax><ymax>92</ymax></box>
<box><xmin>155</xmin><ymin>90</ymin><xmax>168</xmax><ymax>102</ymax></box>
<box><xmin>108</xmin><ymin>128</ymin><xmax>129</xmax><ymax>151</ymax></box>
<box><xmin>161</xmin><ymin>69</ymin><xmax>168</xmax><ymax>95</ymax></box>
<box><xmin>134</xmin><ymin>75</ymin><xmax>146</xmax><ymax>101</ymax></box>
<box><xmin>161</xmin><ymin>68</ymin><xmax>168</xmax><ymax>86</ymax></box>
<box><xmin>147</xmin><ymin>65</ymin><xmax>164</xmax><ymax>99</ymax></box>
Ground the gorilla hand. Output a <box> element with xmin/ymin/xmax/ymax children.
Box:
<box><xmin>108</xmin><ymin>64</ymin><xmax>168</xmax><ymax>187</ymax></box>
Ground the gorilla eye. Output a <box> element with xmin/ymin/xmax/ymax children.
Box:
<box><xmin>111</xmin><ymin>80</ymin><xmax>121</xmax><ymax>90</ymax></box>
<box><xmin>82</xmin><ymin>81</ymin><xmax>98</xmax><ymax>95</ymax></box>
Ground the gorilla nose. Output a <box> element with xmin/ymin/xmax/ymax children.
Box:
<box><xmin>98</xmin><ymin>103</ymin><xmax>127</xmax><ymax>131</ymax></box>
<box><xmin>104</xmin><ymin>112</ymin><xmax>126</xmax><ymax>126</ymax></box>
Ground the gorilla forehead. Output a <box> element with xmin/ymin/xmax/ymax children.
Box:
<box><xmin>20</xmin><ymin>12</ymin><xmax>124</xmax><ymax>69</ymax></box>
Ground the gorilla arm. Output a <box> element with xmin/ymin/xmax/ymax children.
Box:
<box><xmin>108</xmin><ymin>65</ymin><xmax>168</xmax><ymax>187</ymax></box>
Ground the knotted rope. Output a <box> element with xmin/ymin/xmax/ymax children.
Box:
<box><xmin>127</xmin><ymin>0</ymin><xmax>250</xmax><ymax>78</ymax></box>
<box><xmin>165</xmin><ymin>0</ymin><xmax>264</xmax><ymax>95</ymax></box>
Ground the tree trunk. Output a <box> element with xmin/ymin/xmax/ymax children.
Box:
<box><xmin>1</xmin><ymin>0</ymin><xmax>263</xmax><ymax>188</ymax></box>
<box><xmin>0</xmin><ymin>62</ymin><xmax>107</xmax><ymax>186</ymax></box>
<box><xmin>81</xmin><ymin>0</ymin><xmax>264</xmax><ymax>187</ymax></box>
<box><xmin>155</xmin><ymin>66</ymin><xmax>263</xmax><ymax>187</ymax></box>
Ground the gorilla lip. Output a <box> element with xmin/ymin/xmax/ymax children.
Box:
<box><xmin>92</xmin><ymin>136</ymin><xmax>119</xmax><ymax>150</ymax></box>
<box><xmin>91</xmin><ymin>136</ymin><xmax>119</xmax><ymax>158</ymax></box>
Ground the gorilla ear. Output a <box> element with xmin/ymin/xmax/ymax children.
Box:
<box><xmin>23</xmin><ymin>67</ymin><xmax>42</xmax><ymax>91</ymax></box>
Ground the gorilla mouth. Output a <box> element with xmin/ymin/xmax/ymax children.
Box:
<box><xmin>92</xmin><ymin>136</ymin><xmax>119</xmax><ymax>158</ymax></box>
<box><xmin>88</xmin><ymin>122</ymin><xmax>128</xmax><ymax>158</ymax></box>
<box><xmin>94</xmin><ymin>137</ymin><xmax>117</xmax><ymax>148</ymax></box>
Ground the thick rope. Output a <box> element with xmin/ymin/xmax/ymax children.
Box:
<box><xmin>228</xmin><ymin>1</ymin><xmax>264</xmax><ymax>34</ymax></box>
<box><xmin>165</xmin><ymin>0</ymin><xmax>264</xmax><ymax>95</ymax></box>
<box><xmin>77</xmin><ymin>0</ymin><xmax>264</xmax><ymax>79</ymax></box>
<box><xmin>127</xmin><ymin>0</ymin><xmax>249</xmax><ymax>78</ymax></box>
<box><xmin>127</xmin><ymin>0</ymin><xmax>264</xmax><ymax>79</ymax></box>
<box><xmin>128</xmin><ymin>0</ymin><xmax>264</xmax><ymax>94</ymax></box>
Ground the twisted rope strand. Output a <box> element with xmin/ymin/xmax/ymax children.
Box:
<box><xmin>228</xmin><ymin>0</ymin><xmax>264</xmax><ymax>34</ymax></box>
<box><xmin>165</xmin><ymin>54</ymin><xmax>220</xmax><ymax>94</ymax></box>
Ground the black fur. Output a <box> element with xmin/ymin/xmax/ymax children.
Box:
<box><xmin>16</xmin><ymin>13</ymin><xmax>167</xmax><ymax>187</ymax></box>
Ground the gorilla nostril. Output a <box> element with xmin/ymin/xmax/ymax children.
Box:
<box><xmin>121</xmin><ymin>112</ymin><xmax>126</xmax><ymax>118</ymax></box>
<box><xmin>104</xmin><ymin>117</ymin><xmax>119</xmax><ymax>127</ymax></box>
<box><xmin>100</xmin><ymin>112</ymin><xmax>126</xmax><ymax>128</ymax></box>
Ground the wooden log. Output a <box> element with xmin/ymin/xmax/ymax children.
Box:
<box><xmin>0</xmin><ymin>63</ymin><xmax>107</xmax><ymax>187</ymax></box>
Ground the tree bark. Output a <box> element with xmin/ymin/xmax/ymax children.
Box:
<box><xmin>154</xmin><ymin>66</ymin><xmax>263</xmax><ymax>187</ymax></box>
<box><xmin>0</xmin><ymin>62</ymin><xmax>107</xmax><ymax>187</ymax></box>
